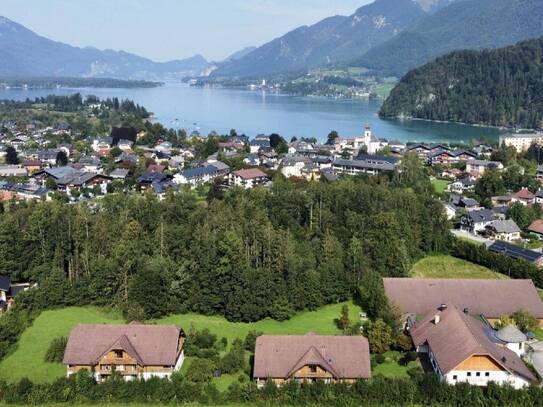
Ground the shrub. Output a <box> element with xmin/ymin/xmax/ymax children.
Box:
<box><xmin>186</xmin><ymin>358</ymin><xmax>216</xmax><ymax>383</ymax></box>
<box><xmin>243</xmin><ymin>331</ymin><xmax>263</xmax><ymax>352</ymax></box>
<box><xmin>399</xmin><ymin>351</ymin><xmax>418</xmax><ymax>366</ymax></box>
<box><xmin>44</xmin><ymin>336</ymin><xmax>68</xmax><ymax>363</ymax></box>
<box><xmin>374</xmin><ymin>354</ymin><xmax>386</xmax><ymax>365</ymax></box>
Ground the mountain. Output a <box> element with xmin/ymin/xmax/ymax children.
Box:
<box><xmin>0</xmin><ymin>16</ymin><xmax>210</xmax><ymax>80</ymax></box>
<box><xmin>223</xmin><ymin>47</ymin><xmax>257</xmax><ymax>62</ymax></box>
<box><xmin>212</xmin><ymin>0</ymin><xmax>441</xmax><ymax>78</ymax></box>
<box><xmin>356</xmin><ymin>0</ymin><xmax>543</xmax><ymax>77</ymax></box>
<box><xmin>379</xmin><ymin>38</ymin><xmax>543</xmax><ymax>129</ymax></box>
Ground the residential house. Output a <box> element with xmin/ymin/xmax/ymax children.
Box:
<box><xmin>484</xmin><ymin>219</ymin><xmax>521</xmax><ymax>241</ymax></box>
<box><xmin>383</xmin><ymin>278</ymin><xmax>543</xmax><ymax>327</ymax></box>
<box><xmin>250</xmin><ymin>139</ymin><xmax>271</xmax><ymax>154</ymax></box>
<box><xmin>536</xmin><ymin>165</ymin><xmax>543</xmax><ymax>182</ymax></box>
<box><xmin>147</xmin><ymin>164</ymin><xmax>166</xmax><ymax>174</ymax></box>
<box><xmin>0</xmin><ymin>275</ymin><xmax>30</xmax><ymax>312</ymax></box>
<box><xmin>117</xmin><ymin>139</ymin><xmax>134</xmax><ymax>152</ymax></box>
<box><xmin>63</xmin><ymin>323</ymin><xmax>185</xmax><ymax>382</ymax></box>
<box><xmin>427</xmin><ymin>149</ymin><xmax>477</xmax><ymax>166</ymax></box>
<box><xmin>22</xmin><ymin>160</ymin><xmax>42</xmax><ymax>174</ymax></box>
<box><xmin>14</xmin><ymin>183</ymin><xmax>49</xmax><ymax>200</ymax></box>
<box><xmin>410</xmin><ymin>305</ymin><xmax>535</xmax><ymax>389</ymax></box>
<box><xmin>0</xmin><ymin>165</ymin><xmax>27</xmax><ymax>177</ymax></box>
<box><xmin>253</xmin><ymin>334</ymin><xmax>371</xmax><ymax>388</ymax></box>
<box><xmin>218</xmin><ymin>142</ymin><xmax>245</xmax><ymax>155</ymax></box>
<box><xmin>465</xmin><ymin>160</ymin><xmax>504</xmax><ymax>176</ymax></box>
<box><xmin>491</xmin><ymin>193</ymin><xmax>515</xmax><ymax>207</ymax></box>
<box><xmin>137</xmin><ymin>172</ymin><xmax>173</xmax><ymax>195</ymax></box>
<box><xmin>405</xmin><ymin>143</ymin><xmax>450</xmax><ymax>159</ymax></box>
<box><xmin>460</xmin><ymin>209</ymin><xmax>494</xmax><ymax>234</ymax></box>
<box><xmin>494</xmin><ymin>325</ymin><xmax>529</xmax><ymax>357</ymax></box>
<box><xmin>515</xmin><ymin>188</ymin><xmax>535</xmax><ymax>206</ymax></box>
<box><xmin>448</xmin><ymin>177</ymin><xmax>476</xmax><ymax>194</ymax></box>
<box><xmin>332</xmin><ymin>155</ymin><xmax>399</xmax><ymax>176</ymax></box>
<box><xmin>78</xmin><ymin>155</ymin><xmax>103</xmax><ymax>174</ymax></box>
<box><xmin>535</xmin><ymin>190</ymin><xmax>543</xmax><ymax>205</ymax></box>
<box><xmin>449</xmin><ymin>195</ymin><xmax>480</xmax><ymax>212</ymax></box>
<box><xmin>169</xmin><ymin>155</ymin><xmax>185</xmax><ymax>171</ymax></box>
<box><xmin>528</xmin><ymin>219</ymin><xmax>543</xmax><ymax>239</ymax></box>
<box><xmin>173</xmin><ymin>165</ymin><xmax>223</xmax><ymax>187</ymax></box>
<box><xmin>91</xmin><ymin>137</ymin><xmax>113</xmax><ymax>156</ymax></box>
<box><xmin>281</xmin><ymin>156</ymin><xmax>312</xmax><ymax>178</ymax></box>
<box><xmin>229</xmin><ymin>168</ymin><xmax>269</xmax><ymax>189</ymax></box>
<box><xmin>488</xmin><ymin>240</ymin><xmax>543</xmax><ymax>267</ymax></box>
<box><xmin>109</xmin><ymin>169</ymin><xmax>130</xmax><ymax>180</ymax></box>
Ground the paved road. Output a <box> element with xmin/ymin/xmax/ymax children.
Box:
<box><xmin>451</xmin><ymin>229</ymin><xmax>493</xmax><ymax>247</ymax></box>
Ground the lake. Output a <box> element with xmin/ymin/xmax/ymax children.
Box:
<box><xmin>0</xmin><ymin>82</ymin><xmax>503</xmax><ymax>144</ymax></box>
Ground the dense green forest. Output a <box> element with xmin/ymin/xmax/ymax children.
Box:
<box><xmin>0</xmin><ymin>171</ymin><xmax>450</xmax><ymax>323</ymax></box>
<box><xmin>379</xmin><ymin>38</ymin><xmax>543</xmax><ymax>128</ymax></box>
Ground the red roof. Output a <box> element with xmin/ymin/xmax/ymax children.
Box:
<box><xmin>147</xmin><ymin>164</ymin><xmax>166</xmax><ymax>173</ymax></box>
<box><xmin>515</xmin><ymin>188</ymin><xmax>535</xmax><ymax>200</ymax></box>
<box><xmin>234</xmin><ymin>168</ymin><xmax>268</xmax><ymax>180</ymax></box>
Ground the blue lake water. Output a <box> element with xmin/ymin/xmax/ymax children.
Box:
<box><xmin>0</xmin><ymin>82</ymin><xmax>503</xmax><ymax>144</ymax></box>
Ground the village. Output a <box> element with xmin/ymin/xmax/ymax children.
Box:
<box><xmin>3</xmin><ymin>98</ymin><xmax>543</xmax><ymax>400</ymax></box>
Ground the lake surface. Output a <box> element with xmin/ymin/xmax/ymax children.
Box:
<box><xmin>0</xmin><ymin>82</ymin><xmax>503</xmax><ymax>144</ymax></box>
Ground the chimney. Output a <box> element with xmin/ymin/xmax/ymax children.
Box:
<box><xmin>440</xmin><ymin>304</ymin><xmax>448</xmax><ymax>311</ymax></box>
<box><xmin>463</xmin><ymin>308</ymin><xmax>469</xmax><ymax>315</ymax></box>
<box><xmin>434</xmin><ymin>315</ymin><xmax>441</xmax><ymax>325</ymax></box>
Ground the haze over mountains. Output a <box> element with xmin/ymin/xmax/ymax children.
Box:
<box><xmin>1</xmin><ymin>0</ymin><xmax>543</xmax><ymax>81</ymax></box>
<box><xmin>0</xmin><ymin>16</ymin><xmax>210</xmax><ymax>80</ymax></box>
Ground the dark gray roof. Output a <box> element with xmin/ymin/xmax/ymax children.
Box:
<box><xmin>489</xmin><ymin>241</ymin><xmax>543</xmax><ymax>263</ymax></box>
<box><xmin>0</xmin><ymin>275</ymin><xmax>10</xmax><ymax>292</ymax></box>
<box><xmin>466</xmin><ymin>209</ymin><xmax>493</xmax><ymax>223</ymax></box>
<box><xmin>333</xmin><ymin>155</ymin><xmax>399</xmax><ymax>172</ymax></box>
<box><xmin>181</xmin><ymin>165</ymin><xmax>219</xmax><ymax>179</ymax></box>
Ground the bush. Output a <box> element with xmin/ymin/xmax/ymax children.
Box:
<box><xmin>219</xmin><ymin>338</ymin><xmax>246</xmax><ymax>374</ymax></box>
<box><xmin>374</xmin><ymin>354</ymin><xmax>386</xmax><ymax>365</ymax></box>
<box><xmin>399</xmin><ymin>351</ymin><xmax>418</xmax><ymax>366</ymax></box>
<box><xmin>186</xmin><ymin>358</ymin><xmax>216</xmax><ymax>383</ymax></box>
<box><xmin>44</xmin><ymin>336</ymin><xmax>67</xmax><ymax>363</ymax></box>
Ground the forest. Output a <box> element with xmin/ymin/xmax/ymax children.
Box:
<box><xmin>0</xmin><ymin>172</ymin><xmax>451</xmax><ymax>323</ymax></box>
<box><xmin>379</xmin><ymin>38</ymin><xmax>543</xmax><ymax>128</ymax></box>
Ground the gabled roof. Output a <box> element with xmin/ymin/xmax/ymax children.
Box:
<box><xmin>181</xmin><ymin>165</ymin><xmax>218</xmax><ymax>179</ymax></box>
<box><xmin>253</xmin><ymin>334</ymin><xmax>370</xmax><ymax>380</ymax></box>
<box><xmin>63</xmin><ymin>324</ymin><xmax>181</xmax><ymax>366</ymax></box>
<box><xmin>411</xmin><ymin>306</ymin><xmax>535</xmax><ymax>382</ymax></box>
<box><xmin>465</xmin><ymin>209</ymin><xmax>493</xmax><ymax>223</ymax></box>
<box><xmin>528</xmin><ymin>219</ymin><xmax>543</xmax><ymax>235</ymax></box>
<box><xmin>515</xmin><ymin>189</ymin><xmax>535</xmax><ymax>200</ymax></box>
<box><xmin>384</xmin><ymin>278</ymin><xmax>543</xmax><ymax>319</ymax></box>
<box><xmin>486</xmin><ymin>219</ymin><xmax>520</xmax><ymax>234</ymax></box>
<box><xmin>496</xmin><ymin>325</ymin><xmax>527</xmax><ymax>344</ymax></box>
<box><xmin>233</xmin><ymin>168</ymin><xmax>268</xmax><ymax>180</ymax></box>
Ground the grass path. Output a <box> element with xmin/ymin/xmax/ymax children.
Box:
<box><xmin>0</xmin><ymin>302</ymin><xmax>360</xmax><ymax>384</ymax></box>
<box><xmin>411</xmin><ymin>255</ymin><xmax>507</xmax><ymax>280</ymax></box>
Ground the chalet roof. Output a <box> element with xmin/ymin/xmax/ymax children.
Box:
<box><xmin>488</xmin><ymin>240</ymin><xmax>543</xmax><ymax>263</ymax></box>
<box><xmin>233</xmin><ymin>168</ymin><xmax>268</xmax><ymax>180</ymax></box>
<box><xmin>528</xmin><ymin>219</ymin><xmax>543</xmax><ymax>235</ymax></box>
<box><xmin>466</xmin><ymin>209</ymin><xmax>493</xmax><ymax>223</ymax></box>
<box><xmin>515</xmin><ymin>189</ymin><xmax>535</xmax><ymax>200</ymax></box>
<box><xmin>487</xmin><ymin>219</ymin><xmax>520</xmax><ymax>234</ymax></box>
<box><xmin>253</xmin><ymin>335</ymin><xmax>370</xmax><ymax>380</ymax></box>
<box><xmin>384</xmin><ymin>278</ymin><xmax>543</xmax><ymax>319</ymax></box>
<box><xmin>63</xmin><ymin>324</ymin><xmax>181</xmax><ymax>366</ymax></box>
<box><xmin>411</xmin><ymin>306</ymin><xmax>535</xmax><ymax>381</ymax></box>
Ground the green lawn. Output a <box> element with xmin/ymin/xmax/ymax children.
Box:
<box><xmin>0</xmin><ymin>302</ymin><xmax>360</xmax><ymax>384</ymax></box>
<box><xmin>431</xmin><ymin>179</ymin><xmax>449</xmax><ymax>194</ymax></box>
<box><xmin>411</xmin><ymin>255</ymin><xmax>508</xmax><ymax>280</ymax></box>
<box><xmin>372</xmin><ymin>351</ymin><xmax>420</xmax><ymax>378</ymax></box>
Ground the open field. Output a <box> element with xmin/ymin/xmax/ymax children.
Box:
<box><xmin>0</xmin><ymin>302</ymin><xmax>360</xmax><ymax>384</ymax></box>
<box><xmin>372</xmin><ymin>351</ymin><xmax>420</xmax><ymax>378</ymax></box>
<box><xmin>411</xmin><ymin>255</ymin><xmax>507</xmax><ymax>280</ymax></box>
<box><xmin>431</xmin><ymin>179</ymin><xmax>449</xmax><ymax>194</ymax></box>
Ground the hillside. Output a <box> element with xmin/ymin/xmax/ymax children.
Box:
<box><xmin>0</xmin><ymin>16</ymin><xmax>210</xmax><ymax>80</ymax></box>
<box><xmin>379</xmin><ymin>38</ymin><xmax>543</xmax><ymax>129</ymax></box>
<box><xmin>211</xmin><ymin>0</ymin><xmax>445</xmax><ymax>78</ymax></box>
<box><xmin>356</xmin><ymin>0</ymin><xmax>543</xmax><ymax>76</ymax></box>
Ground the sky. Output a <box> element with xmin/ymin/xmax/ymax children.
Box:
<box><xmin>0</xmin><ymin>0</ymin><xmax>371</xmax><ymax>62</ymax></box>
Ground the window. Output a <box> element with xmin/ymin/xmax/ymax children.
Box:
<box><xmin>309</xmin><ymin>365</ymin><xmax>318</xmax><ymax>374</ymax></box>
<box><xmin>114</xmin><ymin>350</ymin><xmax>123</xmax><ymax>358</ymax></box>
<box><xmin>452</xmin><ymin>375</ymin><xmax>458</xmax><ymax>381</ymax></box>
<box><xmin>467</xmin><ymin>372</ymin><xmax>472</xmax><ymax>377</ymax></box>
<box><xmin>476</xmin><ymin>372</ymin><xmax>481</xmax><ymax>377</ymax></box>
<box><xmin>485</xmin><ymin>372</ymin><xmax>490</xmax><ymax>377</ymax></box>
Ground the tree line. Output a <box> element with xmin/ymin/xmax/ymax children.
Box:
<box><xmin>380</xmin><ymin>38</ymin><xmax>543</xmax><ymax>129</ymax></box>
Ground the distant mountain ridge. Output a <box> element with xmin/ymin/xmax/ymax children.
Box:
<box><xmin>212</xmin><ymin>0</ymin><xmax>449</xmax><ymax>78</ymax></box>
<box><xmin>0</xmin><ymin>16</ymin><xmax>210</xmax><ymax>80</ymax></box>
<box><xmin>379</xmin><ymin>38</ymin><xmax>543</xmax><ymax>129</ymax></box>
<box><xmin>356</xmin><ymin>0</ymin><xmax>543</xmax><ymax>76</ymax></box>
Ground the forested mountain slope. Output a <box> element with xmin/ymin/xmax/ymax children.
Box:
<box><xmin>357</xmin><ymin>0</ymin><xmax>543</xmax><ymax>77</ymax></box>
<box><xmin>379</xmin><ymin>38</ymin><xmax>543</xmax><ymax>129</ymax></box>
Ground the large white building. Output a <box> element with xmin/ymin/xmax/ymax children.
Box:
<box><xmin>499</xmin><ymin>133</ymin><xmax>543</xmax><ymax>152</ymax></box>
